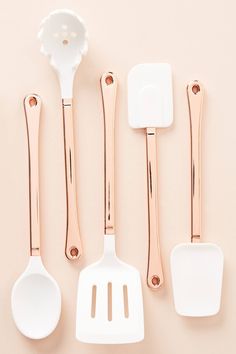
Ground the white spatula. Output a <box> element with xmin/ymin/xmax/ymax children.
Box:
<box><xmin>170</xmin><ymin>81</ymin><xmax>224</xmax><ymax>317</ymax></box>
<box><xmin>128</xmin><ymin>63</ymin><xmax>173</xmax><ymax>289</ymax></box>
<box><xmin>76</xmin><ymin>72</ymin><xmax>144</xmax><ymax>344</ymax></box>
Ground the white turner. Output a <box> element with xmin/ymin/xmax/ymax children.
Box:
<box><xmin>128</xmin><ymin>63</ymin><xmax>173</xmax><ymax>289</ymax></box>
<box><xmin>76</xmin><ymin>73</ymin><xmax>144</xmax><ymax>344</ymax></box>
<box><xmin>170</xmin><ymin>81</ymin><xmax>224</xmax><ymax>317</ymax></box>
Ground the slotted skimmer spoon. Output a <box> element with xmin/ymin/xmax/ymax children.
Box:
<box><xmin>76</xmin><ymin>72</ymin><xmax>144</xmax><ymax>344</ymax></box>
<box><xmin>170</xmin><ymin>81</ymin><xmax>224</xmax><ymax>316</ymax></box>
<box><xmin>128</xmin><ymin>63</ymin><xmax>173</xmax><ymax>289</ymax></box>
<box><xmin>11</xmin><ymin>95</ymin><xmax>61</xmax><ymax>339</ymax></box>
<box><xmin>38</xmin><ymin>9</ymin><xmax>88</xmax><ymax>260</ymax></box>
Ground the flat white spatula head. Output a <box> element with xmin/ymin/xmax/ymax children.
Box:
<box><xmin>76</xmin><ymin>236</ymin><xmax>144</xmax><ymax>344</ymax></box>
<box><xmin>128</xmin><ymin>63</ymin><xmax>173</xmax><ymax>129</ymax></box>
<box><xmin>171</xmin><ymin>243</ymin><xmax>224</xmax><ymax>317</ymax></box>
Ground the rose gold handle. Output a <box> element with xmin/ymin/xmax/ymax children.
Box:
<box><xmin>62</xmin><ymin>98</ymin><xmax>82</xmax><ymax>259</ymax></box>
<box><xmin>146</xmin><ymin>127</ymin><xmax>164</xmax><ymax>289</ymax></box>
<box><xmin>100</xmin><ymin>73</ymin><xmax>117</xmax><ymax>235</ymax></box>
<box><xmin>187</xmin><ymin>81</ymin><xmax>204</xmax><ymax>243</ymax></box>
<box><xmin>24</xmin><ymin>95</ymin><xmax>41</xmax><ymax>257</ymax></box>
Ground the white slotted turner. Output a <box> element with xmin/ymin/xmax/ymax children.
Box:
<box><xmin>170</xmin><ymin>81</ymin><xmax>224</xmax><ymax>317</ymax></box>
<box><xmin>76</xmin><ymin>72</ymin><xmax>144</xmax><ymax>344</ymax></box>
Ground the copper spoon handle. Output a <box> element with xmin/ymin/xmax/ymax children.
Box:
<box><xmin>63</xmin><ymin>99</ymin><xmax>82</xmax><ymax>259</ymax></box>
<box><xmin>146</xmin><ymin>128</ymin><xmax>164</xmax><ymax>289</ymax></box>
<box><xmin>24</xmin><ymin>95</ymin><xmax>41</xmax><ymax>256</ymax></box>
<box><xmin>100</xmin><ymin>72</ymin><xmax>117</xmax><ymax>235</ymax></box>
<box><xmin>187</xmin><ymin>81</ymin><xmax>204</xmax><ymax>243</ymax></box>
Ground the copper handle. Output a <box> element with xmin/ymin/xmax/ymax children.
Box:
<box><xmin>187</xmin><ymin>81</ymin><xmax>204</xmax><ymax>243</ymax></box>
<box><xmin>24</xmin><ymin>95</ymin><xmax>41</xmax><ymax>257</ymax></box>
<box><xmin>146</xmin><ymin>127</ymin><xmax>164</xmax><ymax>289</ymax></box>
<box><xmin>100</xmin><ymin>73</ymin><xmax>117</xmax><ymax>235</ymax></box>
<box><xmin>62</xmin><ymin>98</ymin><xmax>82</xmax><ymax>259</ymax></box>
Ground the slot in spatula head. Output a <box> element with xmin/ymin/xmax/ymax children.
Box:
<box><xmin>128</xmin><ymin>63</ymin><xmax>173</xmax><ymax>129</ymax></box>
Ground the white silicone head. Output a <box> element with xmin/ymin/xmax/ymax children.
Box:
<box><xmin>11</xmin><ymin>256</ymin><xmax>61</xmax><ymax>339</ymax></box>
<box><xmin>128</xmin><ymin>63</ymin><xmax>173</xmax><ymax>128</ymax></box>
<box><xmin>38</xmin><ymin>9</ymin><xmax>88</xmax><ymax>98</ymax></box>
<box><xmin>171</xmin><ymin>243</ymin><xmax>224</xmax><ymax>317</ymax></box>
<box><xmin>76</xmin><ymin>235</ymin><xmax>144</xmax><ymax>344</ymax></box>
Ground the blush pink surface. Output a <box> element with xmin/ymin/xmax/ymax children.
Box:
<box><xmin>0</xmin><ymin>0</ymin><xmax>234</xmax><ymax>353</ymax></box>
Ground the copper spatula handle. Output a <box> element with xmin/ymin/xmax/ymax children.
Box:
<box><xmin>100</xmin><ymin>73</ymin><xmax>117</xmax><ymax>235</ymax></box>
<box><xmin>187</xmin><ymin>81</ymin><xmax>204</xmax><ymax>243</ymax></box>
<box><xmin>146</xmin><ymin>128</ymin><xmax>164</xmax><ymax>289</ymax></box>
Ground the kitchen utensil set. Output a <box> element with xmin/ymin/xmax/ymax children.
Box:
<box><xmin>9</xmin><ymin>8</ymin><xmax>224</xmax><ymax>344</ymax></box>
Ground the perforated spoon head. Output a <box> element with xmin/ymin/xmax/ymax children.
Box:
<box><xmin>38</xmin><ymin>9</ymin><xmax>88</xmax><ymax>97</ymax></box>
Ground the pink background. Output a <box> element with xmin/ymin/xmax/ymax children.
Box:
<box><xmin>0</xmin><ymin>0</ymin><xmax>235</xmax><ymax>353</ymax></box>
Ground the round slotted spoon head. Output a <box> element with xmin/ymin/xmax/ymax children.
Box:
<box><xmin>38</xmin><ymin>9</ymin><xmax>88</xmax><ymax>97</ymax></box>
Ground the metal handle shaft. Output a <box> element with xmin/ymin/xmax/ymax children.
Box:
<box><xmin>100</xmin><ymin>73</ymin><xmax>117</xmax><ymax>235</ymax></box>
<box><xmin>187</xmin><ymin>81</ymin><xmax>204</xmax><ymax>243</ymax></box>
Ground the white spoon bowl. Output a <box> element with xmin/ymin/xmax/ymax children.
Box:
<box><xmin>12</xmin><ymin>257</ymin><xmax>61</xmax><ymax>339</ymax></box>
<box><xmin>11</xmin><ymin>95</ymin><xmax>61</xmax><ymax>339</ymax></box>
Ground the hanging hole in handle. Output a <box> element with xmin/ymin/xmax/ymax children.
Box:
<box><xmin>70</xmin><ymin>246</ymin><xmax>79</xmax><ymax>259</ymax></box>
<box><xmin>192</xmin><ymin>84</ymin><xmax>200</xmax><ymax>95</ymax></box>
<box><xmin>29</xmin><ymin>97</ymin><xmax>37</xmax><ymax>107</ymax></box>
<box><xmin>151</xmin><ymin>275</ymin><xmax>160</xmax><ymax>287</ymax></box>
<box><xmin>105</xmin><ymin>75</ymin><xmax>114</xmax><ymax>85</ymax></box>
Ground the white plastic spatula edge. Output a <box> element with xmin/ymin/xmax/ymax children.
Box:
<box><xmin>171</xmin><ymin>243</ymin><xmax>224</xmax><ymax>317</ymax></box>
<box><xmin>128</xmin><ymin>63</ymin><xmax>173</xmax><ymax>129</ymax></box>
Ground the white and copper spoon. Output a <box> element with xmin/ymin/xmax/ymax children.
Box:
<box><xmin>38</xmin><ymin>9</ymin><xmax>88</xmax><ymax>260</ymax></box>
<box><xmin>11</xmin><ymin>95</ymin><xmax>61</xmax><ymax>339</ymax></box>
